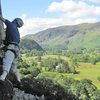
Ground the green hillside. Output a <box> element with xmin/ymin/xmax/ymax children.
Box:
<box><xmin>20</xmin><ymin>38</ymin><xmax>44</xmax><ymax>51</ymax></box>
<box><xmin>23</xmin><ymin>22</ymin><xmax>100</xmax><ymax>51</ymax></box>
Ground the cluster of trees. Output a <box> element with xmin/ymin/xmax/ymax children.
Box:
<box><xmin>62</xmin><ymin>77</ymin><xmax>100</xmax><ymax>100</ymax></box>
<box><xmin>18</xmin><ymin>56</ymin><xmax>78</xmax><ymax>78</ymax></box>
<box><xmin>18</xmin><ymin>57</ymin><xmax>41</xmax><ymax>77</ymax></box>
<box><xmin>19</xmin><ymin>76</ymin><xmax>100</xmax><ymax>100</ymax></box>
<box><xmin>57</xmin><ymin>50</ymin><xmax>100</xmax><ymax>65</ymax></box>
<box><xmin>20</xmin><ymin>77</ymin><xmax>75</xmax><ymax>100</ymax></box>
<box><xmin>69</xmin><ymin>53</ymin><xmax>100</xmax><ymax>65</ymax></box>
<box><xmin>20</xmin><ymin>46</ymin><xmax>100</xmax><ymax>65</ymax></box>
<box><xmin>40</xmin><ymin>57</ymin><xmax>77</xmax><ymax>74</ymax></box>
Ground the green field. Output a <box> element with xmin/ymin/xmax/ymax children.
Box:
<box><xmin>74</xmin><ymin>62</ymin><xmax>100</xmax><ymax>89</ymax></box>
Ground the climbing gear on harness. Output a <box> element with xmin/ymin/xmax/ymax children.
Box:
<box><xmin>2</xmin><ymin>43</ymin><xmax>19</xmax><ymax>58</ymax></box>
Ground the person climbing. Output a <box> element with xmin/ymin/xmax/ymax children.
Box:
<box><xmin>0</xmin><ymin>15</ymin><xmax>24</xmax><ymax>86</ymax></box>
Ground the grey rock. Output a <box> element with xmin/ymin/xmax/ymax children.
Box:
<box><xmin>13</xmin><ymin>88</ymin><xmax>45</xmax><ymax>100</ymax></box>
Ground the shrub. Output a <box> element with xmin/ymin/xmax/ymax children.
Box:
<box><xmin>21</xmin><ymin>77</ymin><xmax>75</xmax><ymax>100</ymax></box>
<box><xmin>31</xmin><ymin>67</ymin><xmax>41</xmax><ymax>77</ymax></box>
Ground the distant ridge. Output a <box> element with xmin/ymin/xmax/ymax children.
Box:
<box><xmin>20</xmin><ymin>38</ymin><xmax>44</xmax><ymax>51</ymax></box>
<box><xmin>22</xmin><ymin>22</ymin><xmax>100</xmax><ymax>51</ymax></box>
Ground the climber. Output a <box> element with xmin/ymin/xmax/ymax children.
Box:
<box><xmin>0</xmin><ymin>15</ymin><xmax>24</xmax><ymax>85</ymax></box>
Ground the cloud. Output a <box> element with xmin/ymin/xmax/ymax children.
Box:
<box><xmin>47</xmin><ymin>0</ymin><xmax>100</xmax><ymax>16</ymax></box>
<box><xmin>89</xmin><ymin>0</ymin><xmax>100</xmax><ymax>3</ymax></box>
<box><xmin>47</xmin><ymin>0</ymin><xmax>100</xmax><ymax>23</ymax></box>
<box><xmin>19</xmin><ymin>14</ymin><xmax>63</xmax><ymax>37</ymax></box>
<box><xmin>20</xmin><ymin>0</ymin><xmax>100</xmax><ymax>37</ymax></box>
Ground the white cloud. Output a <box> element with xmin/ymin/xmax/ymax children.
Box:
<box><xmin>89</xmin><ymin>0</ymin><xmax>100</xmax><ymax>3</ymax></box>
<box><xmin>20</xmin><ymin>0</ymin><xmax>100</xmax><ymax>37</ymax></box>
<box><xmin>19</xmin><ymin>14</ymin><xmax>63</xmax><ymax>37</ymax></box>
<box><xmin>47</xmin><ymin>0</ymin><xmax>100</xmax><ymax>16</ymax></box>
<box><xmin>47</xmin><ymin>0</ymin><xmax>100</xmax><ymax>23</ymax></box>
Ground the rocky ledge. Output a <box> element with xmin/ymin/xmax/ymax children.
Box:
<box><xmin>13</xmin><ymin>88</ymin><xmax>45</xmax><ymax>100</ymax></box>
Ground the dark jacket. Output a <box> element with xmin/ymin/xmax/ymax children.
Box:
<box><xmin>4</xmin><ymin>19</ymin><xmax>20</xmax><ymax>45</ymax></box>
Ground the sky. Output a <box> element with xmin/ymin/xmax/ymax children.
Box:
<box><xmin>1</xmin><ymin>0</ymin><xmax>100</xmax><ymax>37</ymax></box>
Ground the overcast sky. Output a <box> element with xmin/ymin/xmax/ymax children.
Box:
<box><xmin>1</xmin><ymin>0</ymin><xmax>100</xmax><ymax>37</ymax></box>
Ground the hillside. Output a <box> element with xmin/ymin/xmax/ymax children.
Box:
<box><xmin>20</xmin><ymin>38</ymin><xmax>44</xmax><ymax>51</ymax></box>
<box><xmin>22</xmin><ymin>22</ymin><xmax>100</xmax><ymax>51</ymax></box>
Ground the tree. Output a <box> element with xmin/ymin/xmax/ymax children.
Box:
<box><xmin>56</xmin><ymin>61</ymin><xmax>70</xmax><ymax>73</ymax></box>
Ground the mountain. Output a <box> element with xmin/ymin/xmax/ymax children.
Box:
<box><xmin>20</xmin><ymin>38</ymin><xmax>44</xmax><ymax>51</ymax></box>
<box><xmin>22</xmin><ymin>22</ymin><xmax>100</xmax><ymax>51</ymax></box>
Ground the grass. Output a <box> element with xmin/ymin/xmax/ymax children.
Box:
<box><xmin>74</xmin><ymin>62</ymin><xmax>100</xmax><ymax>89</ymax></box>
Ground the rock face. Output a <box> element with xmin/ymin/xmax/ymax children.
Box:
<box><xmin>13</xmin><ymin>88</ymin><xmax>45</xmax><ymax>100</ymax></box>
<box><xmin>0</xmin><ymin>1</ymin><xmax>5</xmax><ymax>45</ymax></box>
